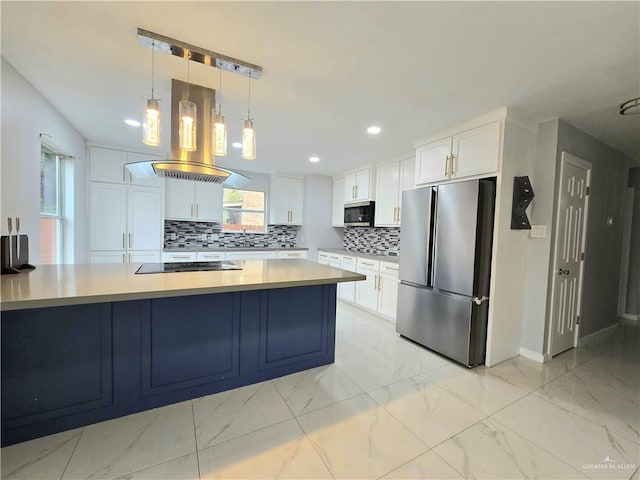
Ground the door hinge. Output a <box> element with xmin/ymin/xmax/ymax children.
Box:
<box><xmin>580</xmin><ymin>252</ymin><xmax>585</xmax><ymax>261</ymax></box>
<box><xmin>576</xmin><ymin>315</ymin><xmax>580</xmax><ymax>325</ymax></box>
<box><xmin>585</xmin><ymin>186</ymin><xmax>590</xmax><ymax>196</ymax></box>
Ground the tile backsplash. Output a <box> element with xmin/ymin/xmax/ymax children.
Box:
<box><xmin>343</xmin><ymin>227</ymin><xmax>400</xmax><ymax>256</ymax></box>
<box><xmin>164</xmin><ymin>220</ymin><xmax>300</xmax><ymax>249</ymax></box>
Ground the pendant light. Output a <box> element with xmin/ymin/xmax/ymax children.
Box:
<box><xmin>242</xmin><ymin>78</ymin><xmax>256</xmax><ymax>160</ymax></box>
<box><xmin>179</xmin><ymin>52</ymin><xmax>197</xmax><ymax>152</ymax></box>
<box><xmin>142</xmin><ymin>40</ymin><xmax>161</xmax><ymax>146</ymax></box>
<box><xmin>212</xmin><ymin>68</ymin><xmax>227</xmax><ymax>156</ymax></box>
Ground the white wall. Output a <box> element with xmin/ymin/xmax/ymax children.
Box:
<box><xmin>299</xmin><ymin>175</ymin><xmax>343</xmax><ymax>258</ymax></box>
<box><xmin>1</xmin><ymin>57</ymin><xmax>87</xmax><ymax>263</ymax></box>
<box><xmin>485</xmin><ymin>118</ymin><xmax>537</xmax><ymax>366</ymax></box>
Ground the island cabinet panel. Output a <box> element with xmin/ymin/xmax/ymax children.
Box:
<box><xmin>141</xmin><ymin>293</ymin><xmax>241</xmax><ymax>396</ymax></box>
<box><xmin>1</xmin><ymin>284</ymin><xmax>338</xmax><ymax>447</ymax></box>
<box><xmin>1</xmin><ymin>304</ymin><xmax>113</xmax><ymax>428</ymax></box>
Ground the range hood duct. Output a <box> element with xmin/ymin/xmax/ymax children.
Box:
<box><xmin>125</xmin><ymin>79</ymin><xmax>250</xmax><ymax>187</ymax></box>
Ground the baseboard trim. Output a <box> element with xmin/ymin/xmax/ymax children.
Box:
<box><xmin>619</xmin><ymin>313</ymin><xmax>639</xmax><ymax>322</ymax></box>
<box><xmin>578</xmin><ymin>323</ymin><xmax>618</xmax><ymax>346</ymax></box>
<box><xmin>519</xmin><ymin>347</ymin><xmax>546</xmax><ymax>364</ymax></box>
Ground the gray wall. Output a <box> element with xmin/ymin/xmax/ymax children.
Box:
<box><xmin>554</xmin><ymin>120</ymin><xmax>631</xmax><ymax>338</ymax></box>
<box><xmin>299</xmin><ymin>175</ymin><xmax>343</xmax><ymax>259</ymax></box>
<box><xmin>521</xmin><ymin>118</ymin><xmax>632</xmax><ymax>354</ymax></box>
<box><xmin>626</xmin><ymin>168</ymin><xmax>640</xmax><ymax>314</ymax></box>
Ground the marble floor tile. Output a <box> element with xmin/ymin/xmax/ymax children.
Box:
<box><xmin>376</xmin><ymin>337</ymin><xmax>451</xmax><ymax>374</ymax></box>
<box><xmin>198</xmin><ymin>419</ymin><xmax>331</xmax><ymax>479</ymax></box>
<box><xmin>535</xmin><ymin>372</ymin><xmax>640</xmax><ymax>443</ymax></box>
<box><xmin>113</xmin><ymin>453</ymin><xmax>199</xmax><ymax>480</ymax></box>
<box><xmin>193</xmin><ymin>380</ymin><xmax>293</xmax><ymax>450</ymax></box>
<box><xmin>570</xmin><ymin>356</ymin><xmax>640</xmax><ymax>403</ymax></box>
<box><xmin>335</xmin><ymin>346</ymin><xmax>422</xmax><ymax>392</ymax></box>
<box><xmin>631</xmin><ymin>467</ymin><xmax>639</xmax><ymax>480</ymax></box>
<box><xmin>433</xmin><ymin>419</ymin><xmax>587</xmax><ymax>479</ymax></box>
<box><xmin>476</xmin><ymin>355</ymin><xmax>572</xmax><ymax>392</ymax></box>
<box><xmin>1</xmin><ymin>428</ymin><xmax>82</xmax><ymax>480</ymax></box>
<box><xmin>334</xmin><ymin>328</ymin><xmax>374</xmax><ymax>358</ymax></box>
<box><xmin>272</xmin><ymin>364</ymin><xmax>362</xmax><ymax>416</ymax></box>
<box><xmin>62</xmin><ymin>401</ymin><xmax>196</xmax><ymax>480</ymax></box>
<box><xmin>380</xmin><ymin>451</ymin><xmax>463</xmax><ymax>479</ymax></box>
<box><xmin>552</xmin><ymin>344</ymin><xmax>598</xmax><ymax>370</ymax></box>
<box><xmin>297</xmin><ymin>394</ymin><xmax>427</xmax><ymax>479</ymax></box>
<box><xmin>419</xmin><ymin>364</ymin><xmax>528</xmax><ymax>415</ymax></box>
<box><xmin>369</xmin><ymin>376</ymin><xmax>486</xmax><ymax>447</ymax></box>
<box><xmin>492</xmin><ymin>394</ymin><xmax>640</xmax><ymax>479</ymax></box>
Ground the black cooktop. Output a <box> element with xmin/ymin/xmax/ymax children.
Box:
<box><xmin>135</xmin><ymin>261</ymin><xmax>243</xmax><ymax>274</ymax></box>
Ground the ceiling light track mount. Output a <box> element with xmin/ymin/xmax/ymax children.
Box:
<box><xmin>137</xmin><ymin>28</ymin><xmax>263</xmax><ymax>79</ymax></box>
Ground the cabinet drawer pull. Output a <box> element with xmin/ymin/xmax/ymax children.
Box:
<box><xmin>129</xmin><ymin>233</ymin><xmax>132</xmax><ymax>248</ymax></box>
<box><xmin>362</xmin><ymin>261</ymin><xmax>374</xmax><ymax>267</ymax></box>
<box><xmin>172</xmin><ymin>255</ymin><xmax>191</xmax><ymax>259</ymax></box>
<box><xmin>196</xmin><ymin>204</ymin><xmax>199</xmax><ymax>217</ymax></box>
<box><xmin>343</xmin><ymin>256</ymin><xmax>353</xmax><ymax>260</ymax></box>
<box><xmin>384</xmin><ymin>265</ymin><xmax>398</xmax><ymax>271</ymax></box>
<box><xmin>445</xmin><ymin>154</ymin><xmax>450</xmax><ymax>177</ymax></box>
<box><xmin>451</xmin><ymin>154</ymin><xmax>456</xmax><ymax>176</ymax></box>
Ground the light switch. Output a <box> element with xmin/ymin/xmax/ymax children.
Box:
<box><xmin>530</xmin><ymin>225</ymin><xmax>547</xmax><ymax>239</ymax></box>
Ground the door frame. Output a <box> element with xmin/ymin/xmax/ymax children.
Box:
<box><xmin>547</xmin><ymin>152</ymin><xmax>592</xmax><ymax>357</ymax></box>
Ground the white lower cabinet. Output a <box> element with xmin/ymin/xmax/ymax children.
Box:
<box><xmin>276</xmin><ymin>250</ymin><xmax>308</xmax><ymax>259</ymax></box>
<box><xmin>377</xmin><ymin>261</ymin><xmax>399</xmax><ymax>321</ymax></box>
<box><xmin>196</xmin><ymin>251</ymin><xmax>226</xmax><ymax>261</ymax></box>
<box><xmin>226</xmin><ymin>251</ymin><xmax>278</xmax><ymax>260</ymax></box>
<box><xmin>90</xmin><ymin>251</ymin><xmax>127</xmax><ymax>264</ymax></box>
<box><xmin>318</xmin><ymin>251</ymin><xmax>329</xmax><ymax>265</ymax></box>
<box><xmin>162</xmin><ymin>252</ymin><xmax>197</xmax><ymax>263</ymax></box>
<box><xmin>128</xmin><ymin>251</ymin><xmax>161</xmax><ymax>263</ymax></box>
<box><xmin>339</xmin><ymin>254</ymin><xmax>356</xmax><ymax>303</ymax></box>
<box><xmin>355</xmin><ymin>258</ymin><xmax>380</xmax><ymax>311</ymax></box>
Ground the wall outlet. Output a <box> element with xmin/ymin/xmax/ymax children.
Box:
<box><xmin>530</xmin><ymin>225</ymin><xmax>547</xmax><ymax>239</ymax></box>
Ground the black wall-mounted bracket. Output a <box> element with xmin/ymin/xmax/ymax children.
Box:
<box><xmin>511</xmin><ymin>176</ymin><xmax>535</xmax><ymax>229</ymax></box>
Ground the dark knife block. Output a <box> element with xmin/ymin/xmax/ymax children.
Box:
<box><xmin>1</xmin><ymin>235</ymin><xmax>36</xmax><ymax>274</ymax></box>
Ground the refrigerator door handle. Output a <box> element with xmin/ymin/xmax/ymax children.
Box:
<box><xmin>473</xmin><ymin>296</ymin><xmax>489</xmax><ymax>305</ymax></box>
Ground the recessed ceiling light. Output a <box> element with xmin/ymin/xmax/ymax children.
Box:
<box><xmin>309</xmin><ymin>156</ymin><xmax>320</xmax><ymax>163</ymax></box>
<box><xmin>125</xmin><ymin>119</ymin><xmax>141</xmax><ymax>127</ymax></box>
<box><xmin>232</xmin><ymin>142</ymin><xmax>242</xmax><ymax>149</ymax></box>
<box><xmin>366</xmin><ymin>126</ymin><xmax>381</xmax><ymax>135</ymax></box>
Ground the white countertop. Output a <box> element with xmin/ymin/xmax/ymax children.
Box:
<box><xmin>0</xmin><ymin>260</ymin><xmax>365</xmax><ymax>311</ymax></box>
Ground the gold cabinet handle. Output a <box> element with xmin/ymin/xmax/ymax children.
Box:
<box><xmin>122</xmin><ymin>232</ymin><xmax>125</xmax><ymax>248</ymax></box>
<box><xmin>190</xmin><ymin>204</ymin><xmax>194</xmax><ymax>217</ymax></box>
<box><xmin>355</xmin><ymin>185</ymin><xmax>358</xmax><ymax>198</ymax></box>
<box><xmin>445</xmin><ymin>154</ymin><xmax>450</xmax><ymax>177</ymax></box>
<box><xmin>196</xmin><ymin>204</ymin><xmax>199</xmax><ymax>217</ymax></box>
<box><xmin>362</xmin><ymin>261</ymin><xmax>374</xmax><ymax>267</ymax></box>
<box><xmin>451</xmin><ymin>154</ymin><xmax>456</xmax><ymax>176</ymax></box>
<box><xmin>129</xmin><ymin>233</ymin><xmax>132</xmax><ymax>248</ymax></box>
<box><xmin>397</xmin><ymin>206</ymin><xmax>400</xmax><ymax>223</ymax></box>
<box><xmin>123</xmin><ymin>166</ymin><xmax>126</xmax><ymax>182</ymax></box>
<box><xmin>384</xmin><ymin>265</ymin><xmax>399</xmax><ymax>271</ymax></box>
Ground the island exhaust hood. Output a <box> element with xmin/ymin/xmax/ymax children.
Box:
<box><xmin>125</xmin><ymin>79</ymin><xmax>251</xmax><ymax>187</ymax></box>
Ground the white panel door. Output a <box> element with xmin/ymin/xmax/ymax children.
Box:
<box><xmin>90</xmin><ymin>183</ymin><xmax>127</xmax><ymax>251</ymax></box>
<box><xmin>195</xmin><ymin>182</ymin><xmax>222</xmax><ymax>222</ymax></box>
<box><xmin>399</xmin><ymin>157</ymin><xmax>415</xmax><ymax>193</ymax></box>
<box><xmin>549</xmin><ymin>153</ymin><xmax>591</xmax><ymax>356</ymax></box>
<box><xmin>127</xmin><ymin>186</ymin><xmax>162</xmax><ymax>251</ymax></box>
<box><xmin>355</xmin><ymin>268</ymin><xmax>378</xmax><ymax>311</ymax></box>
<box><xmin>415</xmin><ymin>137</ymin><xmax>451</xmax><ymax>185</ymax></box>
<box><xmin>127</xmin><ymin>152</ymin><xmax>162</xmax><ymax>187</ymax></box>
<box><xmin>165</xmin><ymin>179</ymin><xmax>195</xmax><ymax>219</ymax></box>
<box><xmin>375</xmin><ymin>162</ymin><xmax>400</xmax><ymax>226</ymax></box>
<box><xmin>269</xmin><ymin>175</ymin><xmax>289</xmax><ymax>224</ymax></box>
<box><xmin>332</xmin><ymin>177</ymin><xmax>345</xmax><ymax>227</ymax></box>
<box><xmin>452</xmin><ymin>121</ymin><xmax>501</xmax><ymax>179</ymax></box>
<box><xmin>89</xmin><ymin>147</ymin><xmax>128</xmax><ymax>184</ymax></box>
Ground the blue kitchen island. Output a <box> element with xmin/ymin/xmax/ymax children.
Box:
<box><xmin>0</xmin><ymin>260</ymin><xmax>364</xmax><ymax>446</ymax></box>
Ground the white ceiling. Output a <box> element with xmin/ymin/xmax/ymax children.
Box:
<box><xmin>2</xmin><ymin>1</ymin><xmax>639</xmax><ymax>175</ymax></box>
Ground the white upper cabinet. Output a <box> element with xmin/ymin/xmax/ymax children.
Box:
<box><xmin>344</xmin><ymin>167</ymin><xmax>372</xmax><ymax>203</ymax></box>
<box><xmin>375</xmin><ymin>156</ymin><xmax>415</xmax><ymax>227</ymax></box>
<box><xmin>269</xmin><ymin>175</ymin><xmax>304</xmax><ymax>225</ymax></box>
<box><xmin>332</xmin><ymin>177</ymin><xmax>345</xmax><ymax>227</ymax></box>
<box><xmin>415</xmin><ymin>120</ymin><xmax>502</xmax><ymax>186</ymax></box>
<box><xmin>164</xmin><ymin>178</ymin><xmax>222</xmax><ymax>222</ymax></box>
<box><xmin>89</xmin><ymin>146</ymin><xmax>161</xmax><ymax>186</ymax></box>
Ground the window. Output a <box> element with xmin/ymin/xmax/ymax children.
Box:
<box><xmin>223</xmin><ymin>188</ymin><xmax>266</xmax><ymax>232</ymax></box>
<box><xmin>40</xmin><ymin>145</ymin><xmax>63</xmax><ymax>263</ymax></box>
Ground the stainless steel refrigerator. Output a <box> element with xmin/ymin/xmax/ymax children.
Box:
<box><xmin>396</xmin><ymin>178</ymin><xmax>496</xmax><ymax>367</ymax></box>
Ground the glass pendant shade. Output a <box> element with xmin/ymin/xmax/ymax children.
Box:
<box><xmin>242</xmin><ymin>119</ymin><xmax>256</xmax><ymax>160</ymax></box>
<box><xmin>142</xmin><ymin>98</ymin><xmax>161</xmax><ymax>146</ymax></box>
<box><xmin>212</xmin><ymin>112</ymin><xmax>227</xmax><ymax>156</ymax></box>
<box><xmin>179</xmin><ymin>100</ymin><xmax>197</xmax><ymax>151</ymax></box>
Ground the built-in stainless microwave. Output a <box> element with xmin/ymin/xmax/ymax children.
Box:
<box><xmin>344</xmin><ymin>201</ymin><xmax>375</xmax><ymax>227</ymax></box>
